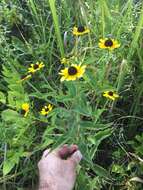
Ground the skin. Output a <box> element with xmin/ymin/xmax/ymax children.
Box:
<box><xmin>38</xmin><ymin>145</ymin><xmax>82</xmax><ymax>190</ymax></box>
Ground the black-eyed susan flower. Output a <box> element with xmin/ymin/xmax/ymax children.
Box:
<box><xmin>59</xmin><ymin>64</ymin><xmax>86</xmax><ymax>82</ymax></box>
<box><xmin>73</xmin><ymin>26</ymin><xmax>90</xmax><ymax>36</ymax></box>
<box><xmin>17</xmin><ymin>74</ymin><xmax>32</xmax><ymax>83</ymax></box>
<box><xmin>98</xmin><ymin>38</ymin><xmax>120</xmax><ymax>50</ymax></box>
<box><xmin>103</xmin><ymin>91</ymin><xmax>119</xmax><ymax>101</ymax></box>
<box><xmin>40</xmin><ymin>104</ymin><xmax>53</xmax><ymax>116</ymax></box>
<box><xmin>20</xmin><ymin>103</ymin><xmax>30</xmax><ymax>117</ymax></box>
<box><xmin>28</xmin><ymin>62</ymin><xmax>45</xmax><ymax>74</ymax></box>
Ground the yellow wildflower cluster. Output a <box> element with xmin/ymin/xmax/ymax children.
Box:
<box><xmin>19</xmin><ymin>62</ymin><xmax>45</xmax><ymax>82</ymax></box>
<box><xmin>20</xmin><ymin>103</ymin><xmax>53</xmax><ymax>117</ymax></box>
<box><xmin>19</xmin><ymin>25</ymin><xmax>120</xmax><ymax>110</ymax></box>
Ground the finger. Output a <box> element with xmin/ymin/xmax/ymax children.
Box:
<box><xmin>42</xmin><ymin>149</ymin><xmax>51</xmax><ymax>158</ymax></box>
<box><xmin>67</xmin><ymin>150</ymin><xmax>82</xmax><ymax>168</ymax></box>
<box><xmin>58</xmin><ymin>144</ymin><xmax>78</xmax><ymax>159</ymax></box>
<box><xmin>58</xmin><ymin>144</ymin><xmax>70</xmax><ymax>159</ymax></box>
<box><xmin>49</xmin><ymin>144</ymin><xmax>69</xmax><ymax>158</ymax></box>
<box><xmin>69</xmin><ymin>144</ymin><xmax>78</xmax><ymax>155</ymax></box>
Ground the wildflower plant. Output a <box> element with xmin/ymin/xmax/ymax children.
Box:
<box><xmin>40</xmin><ymin>104</ymin><xmax>53</xmax><ymax>116</ymax></box>
<box><xmin>98</xmin><ymin>38</ymin><xmax>120</xmax><ymax>50</ymax></box>
<box><xmin>28</xmin><ymin>62</ymin><xmax>45</xmax><ymax>74</ymax></box>
<box><xmin>72</xmin><ymin>26</ymin><xmax>90</xmax><ymax>36</ymax></box>
<box><xmin>0</xmin><ymin>0</ymin><xmax>143</xmax><ymax>189</ymax></box>
<box><xmin>103</xmin><ymin>91</ymin><xmax>119</xmax><ymax>101</ymax></box>
<box><xmin>59</xmin><ymin>64</ymin><xmax>86</xmax><ymax>81</ymax></box>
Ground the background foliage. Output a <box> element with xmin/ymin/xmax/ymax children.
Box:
<box><xmin>0</xmin><ymin>0</ymin><xmax>143</xmax><ymax>189</ymax></box>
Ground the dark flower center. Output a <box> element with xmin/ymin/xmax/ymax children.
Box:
<box><xmin>108</xmin><ymin>91</ymin><xmax>114</xmax><ymax>96</ymax></box>
<box><xmin>45</xmin><ymin>107</ymin><xmax>49</xmax><ymax>112</ymax></box>
<box><xmin>68</xmin><ymin>66</ymin><xmax>78</xmax><ymax>75</ymax></box>
<box><xmin>33</xmin><ymin>64</ymin><xmax>39</xmax><ymax>69</ymax></box>
<box><xmin>104</xmin><ymin>39</ymin><xmax>113</xmax><ymax>47</ymax></box>
<box><xmin>77</xmin><ymin>26</ymin><xmax>85</xmax><ymax>32</ymax></box>
<box><xmin>20</xmin><ymin>109</ymin><xmax>26</xmax><ymax>115</ymax></box>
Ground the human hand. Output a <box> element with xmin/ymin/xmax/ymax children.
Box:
<box><xmin>38</xmin><ymin>144</ymin><xmax>82</xmax><ymax>190</ymax></box>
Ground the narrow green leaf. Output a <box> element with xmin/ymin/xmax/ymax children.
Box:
<box><xmin>0</xmin><ymin>91</ymin><xmax>6</xmax><ymax>104</ymax></box>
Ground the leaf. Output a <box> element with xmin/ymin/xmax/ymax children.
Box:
<box><xmin>41</xmin><ymin>139</ymin><xmax>54</xmax><ymax>149</ymax></box>
<box><xmin>56</xmin><ymin>95</ymin><xmax>73</xmax><ymax>102</ymax></box>
<box><xmin>73</xmin><ymin>93</ymin><xmax>92</xmax><ymax>116</ymax></box>
<box><xmin>8</xmin><ymin>84</ymin><xmax>24</xmax><ymax>93</ymax></box>
<box><xmin>93</xmin><ymin>128</ymin><xmax>112</xmax><ymax>142</ymax></box>
<box><xmin>93</xmin><ymin>163</ymin><xmax>111</xmax><ymax>179</ymax></box>
<box><xmin>84</xmin><ymin>157</ymin><xmax>111</xmax><ymax>179</ymax></box>
<box><xmin>8</xmin><ymin>91</ymin><xmax>28</xmax><ymax>108</ymax></box>
<box><xmin>92</xmin><ymin>109</ymin><xmax>106</xmax><ymax>122</ymax></box>
<box><xmin>79</xmin><ymin>121</ymin><xmax>112</xmax><ymax>130</ymax></box>
<box><xmin>3</xmin><ymin>159</ymin><xmax>16</xmax><ymax>176</ymax></box>
<box><xmin>3</xmin><ymin>150</ymin><xmax>21</xmax><ymax>175</ymax></box>
<box><xmin>73</xmin><ymin>106</ymin><xmax>92</xmax><ymax>116</ymax></box>
<box><xmin>88</xmin><ymin>128</ymin><xmax>112</xmax><ymax>145</ymax></box>
<box><xmin>89</xmin><ymin>128</ymin><xmax>113</xmax><ymax>158</ymax></box>
<box><xmin>1</xmin><ymin>109</ymin><xmax>20</xmax><ymax>122</ymax></box>
<box><xmin>84</xmin><ymin>71</ymin><xmax>97</xmax><ymax>90</ymax></box>
<box><xmin>2</xmin><ymin>64</ymin><xmax>28</xmax><ymax>109</ymax></box>
<box><xmin>65</xmin><ymin>82</ymin><xmax>76</xmax><ymax>97</ymax></box>
<box><xmin>112</xmin><ymin>164</ymin><xmax>124</xmax><ymax>174</ymax></box>
<box><xmin>0</xmin><ymin>91</ymin><xmax>6</xmax><ymax>104</ymax></box>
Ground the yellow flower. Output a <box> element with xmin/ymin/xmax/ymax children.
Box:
<box><xmin>103</xmin><ymin>91</ymin><xmax>119</xmax><ymax>101</ymax></box>
<box><xmin>21</xmin><ymin>103</ymin><xmax>30</xmax><ymax>117</ymax></box>
<box><xmin>98</xmin><ymin>38</ymin><xmax>120</xmax><ymax>50</ymax></box>
<box><xmin>59</xmin><ymin>64</ymin><xmax>86</xmax><ymax>82</ymax></box>
<box><xmin>17</xmin><ymin>74</ymin><xmax>32</xmax><ymax>83</ymax></box>
<box><xmin>40</xmin><ymin>104</ymin><xmax>53</xmax><ymax>116</ymax></box>
<box><xmin>28</xmin><ymin>62</ymin><xmax>45</xmax><ymax>74</ymax></box>
<box><xmin>72</xmin><ymin>26</ymin><xmax>90</xmax><ymax>36</ymax></box>
<box><xmin>61</xmin><ymin>58</ymin><xmax>69</xmax><ymax>64</ymax></box>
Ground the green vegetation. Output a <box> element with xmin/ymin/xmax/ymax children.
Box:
<box><xmin>0</xmin><ymin>0</ymin><xmax>143</xmax><ymax>189</ymax></box>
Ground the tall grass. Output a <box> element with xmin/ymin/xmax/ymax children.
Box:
<box><xmin>48</xmin><ymin>0</ymin><xmax>65</xmax><ymax>57</ymax></box>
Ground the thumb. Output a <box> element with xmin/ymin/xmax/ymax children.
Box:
<box><xmin>68</xmin><ymin>150</ymin><xmax>82</xmax><ymax>168</ymax></box>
